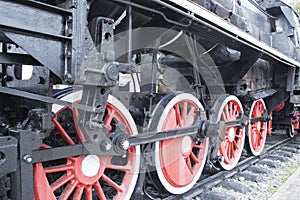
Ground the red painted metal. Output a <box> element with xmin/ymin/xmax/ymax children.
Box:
<box><xmin>291</xmin><ymin>111</ymin><xmax>300</xmax><ymax>132</ymax></box>
<box><xmin>34</xmin><ymin>102</ymin><xmax>138</xmax><ymax>200</ymax></box>
<box><xmin>218</xmin><ymin>97</ymin><xmax>245</xmax><ymax>170</ymax></box>
<box><xmin>248</xmin><ymin>99</ymin><xmax>267</xmax><ymax>155</ymax></box>
<box><xmin>273</xmin><ymin>102</ymin><xmax>285</xmax><ymax>112</ymax></box>
<box><xmin>158</xmin><ymin>100</ymin><xmax>207</xmax><ymax>188</ymax></box>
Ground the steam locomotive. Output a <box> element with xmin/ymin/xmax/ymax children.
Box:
<box><xmin>0</xmin><ymin>0</ymin><xmax>299</xmax><ymax>199</ymax></box>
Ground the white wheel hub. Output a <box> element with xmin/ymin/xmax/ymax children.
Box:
<box><xmin>81</xmin><ymin>155</ymin><xmax>100</xmax><ymax>177</ymax></box>
<box><xmin>228</xmin><ymin>127</ymin><xmax>235</xmax><ymax>142</ymax></box>
<box><xmin>181</xmin><ymin>136</ymin><xmax>192</xmax><ymax>154</ymax></box>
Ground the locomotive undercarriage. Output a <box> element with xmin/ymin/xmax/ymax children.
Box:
<box><xmin>0</xmin><ymin>0</ymin><xmax>300</xmax><ymax>199</ymax></box>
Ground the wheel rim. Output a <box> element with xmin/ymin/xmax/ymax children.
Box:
<box><xmin>216</xmin><ymin>95</ymin><xmax>245</xmax><ymax>170</ymax></box>
<box><xmin>151</xmin><ymin>93</ymin><xmax>209</xmax><ymax>194</ymax></box>
<box><xmin>247</xmin><ymin>99</ymin><xmax>267</xmax><ymax>156</ymax></box>
<box><xmin>34</xmin><ymin>91</ymin><xmax>140</xmax><ymax>200</ymax></box>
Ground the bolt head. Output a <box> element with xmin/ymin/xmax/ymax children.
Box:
<box><xmin>121</xmin><ymin>140</ymin><xmax>130</xmax><ymax>150</ymax></box>
<box><xmin>106</xmin><ymin>64</ymin><xmax>119</xmax><ymax>81</ymax></box>
<box><xmin>101</xmin><ymin>141</ymin><xmax>112</xmax><ymax>152</ymax></box>
<box><xmin>23</xmin><ymin>155</ymin><xmax>32</xmax><ymax>163</ymax></box>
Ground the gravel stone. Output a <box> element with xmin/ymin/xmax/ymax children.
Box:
<box><xmin>194</xmin><ymin>140</ymin><xmax>300</xmax><ymax>200</ymax></box>
<box><xmin>235</xmin><ymin>171</ymin><xmax>262</xmax><ymax>182</ymax></box>
<box><xmin>265</xmin><ymin>155</ymin><xmax>289</xmax><ymax>162</ymax></box>
<box><xmin>220</xmin><ymin>180</ymin><xmax>252</xmax><ymax>194</ymax></box>
<box><xmin>200</xmin><ymin>191</ymin><xmax>236</xmax><ymax>200</ymax></box>
<box><xmin>248</xmin><ymin>166</ymin><xmax>273</xmax><ymax>176</ymax></box>
<box><xmin>281</xmin><ymin>146</ymin><xmax>298</xmax><ymax>153</ymax></box>
<box><xmin>275</xmin><ymin>150</ymin><xmax>294</xmax><ymax>158</ymax></box>
<box><xmin>258</xmin><ymin>159</ymin><xmax>282</xmax><ymax>168</ymax></box>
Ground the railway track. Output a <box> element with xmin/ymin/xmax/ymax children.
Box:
<box><xmin>157</xmin><ymin>133</ymin><xmax>300</xmax><ymax>200</ymax></box>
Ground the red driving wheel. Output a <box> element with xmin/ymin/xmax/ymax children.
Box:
<box><xmin>214</xmin><ymin>95</ymin><xmax>245</xmax><ymax>170</ymax></box>
<box><xmin>246</xmin><ymin>99</ymin><xmax>267</xmax><ymax>156</ymax></box>
<box><xmin>34</xmin><ymin>91</ymin><xmax>140</xmax><ymax>200</ymax></box>
<box><xmin>150</xmin><ymin>93</ymin><xmax>208</xmax><ymax>194</ymax></box>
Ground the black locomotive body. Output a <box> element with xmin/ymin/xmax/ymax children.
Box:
<box><xmin>0</xmin><ymin>0</ymin><xmax>299</xmax><ymax>199</ymax></box>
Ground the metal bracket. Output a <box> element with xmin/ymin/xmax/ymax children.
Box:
<box><xmin>0</xmin><ymin>136</ymin><xmax>18</xmax><ymax>177</ymax></box>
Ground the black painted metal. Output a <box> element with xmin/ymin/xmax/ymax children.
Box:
<box><xmin>0</xmin><ymin>136</ymin><xmax>17</xmax><ymax>177</ymax></box>
<box><xmin>32</xmin><ymin>144</ymin><xmax>88</xmax><ymax>163</ymax></box>
<box><xmin>0</xmin><ymin>53</ymin><xmax>40</xmax><ymax>65</ymax></box>
<box><xmin>0</xmin><ymin>86</ymin><xmax>100</xmax><ymax>113</ymax></box>
<box><xmin>0</xmin><ymin>0</ymin><xmax>70</xmax><ymax>78</ymax></box>
<box><xmin>129</xmin><ymin>126</ymin><xmax>199</xmax><ymax>147</ymax></box>
<box><xmin>9</xmin><ymin>130</ymin><xmax>38</xmax><ymax>200</ymax></box>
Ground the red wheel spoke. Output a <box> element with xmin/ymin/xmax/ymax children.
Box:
<box><xmin>219</xmin><ymin>141</ymin><xmax>226</xmax><ymax>155</ymax></box>
<box><xmin>102</xmin><ymin>174</ymin><xmax>123</xmax><ymax>192</ymax></box>
<box><xmin>226</xmin><ymin>143</ymin><xmax>231</xmax><ymax>159</ymax></box>
<box><xmin>255</xmin><ymin>103</ymin><xmax>260</xmax><ymax>116</ymax></box>
<box><xmin>229</xmin><ymin>102</ymin><xmax>234</xmax><ymax>119</ymax></box>
<box><xmin>186</xmin><ymin>106</ymin><xmax>196</xmax><ymax>127</ymax></box>
<box><xmin>51</xmin><ymin>173</ymin><xmax>74</xmax><ymax>192</ymax></box>
<box><xmin>253</xmin><ymin>131</ymin><xmax>258</xmax><ymax>145</ymax></box>
<box><xmin>190</xmin><ymin>152</ymin><xmax>200</xmax><ymax>164</ymax></box>
<box><xmin>188</xmin><ymin>106</ymin><xmax>196</xmax><ymax>116</ymax></box>
<box><xmin>84</xmin><ymin>186</ymin><xmax>93</xmax><ymax>200</ymax></box>
<box><xmin>236</xmin><ymin>130</ymin><xmax>243</xmax><ymax>138</ymax></box>
<box><xmin>224</xmin><ymin>104</ymin><xmax>230</xmax><ymax>121</ymax></box>
<box><xmin>40</xmin><ymin>143</ymin><xmax>52</xmax><ymax>149</ymax></box>
<box><xmin>59</xmin><ymin>180</ymin><xmax>78</xmax><ymax>200</ymax></box>
<box><xmin>185</xmin><ymin>157</ymin><xmax>193</xmax><ymax>174</ymax></box>
<box><xmin>252</xmin><ymin>123</ymin><xmax>257</xmax><ymax>130</ymax></box>
<box><xmin>229</xmin><ymin>143</ymin><xmax>235</xmax><ymax>158</ymax></box>
<box><xmin>193</xmin><ymin>144</ymin><xmax>203</xmax><ymax>150</ymax></box>
<box><xmin>181</xmin><ymin>102</ymin><xmax>188</xmax><ymax>126</ymax></box>
<box><xmin>44</xmin><ymin>163</ymin><xmax>74</xmax><ymax>174</ymax></box>
<box><xmin>73</xmin><ymin>186</ymin><xmax>84</xmax><ymax>200</ymax></box>
<box><xmin>174</xmin><ymin>103</ymin><xmax>182</xmax><ymax>127</ymax></box>
<box><xmin>233</xmin><ymin>105</ymin><xmax>238</xmax><ymax>118</ymax></box>
<box><xmin>220</xmin><ymin>142</ymin><xmax>229</xmax><ymax>163</ymax></box>
<box><xmin>94</xmin><ymin>182</ymin><xmax>107</xmax><ymax>200</ymax></box>
<box><xmin>232</xmin><ymin>140</ymin><xmax>238</xmax><ymax>150</ymax></box>
<box><xmin>103</xmin><ymin>108</ymin><xmax>115</xmax><ymax>130</ymax></box>
<box><xmin>52</xmin><ymin>118</ymin><xmax>75</xmax><ymax>145</ymax></box>
<box><xmin>256</xmin><ymin>136</ymin><xmax>261</xmax><ymax>147</ymax></box>
<box><xmin>178</xmin><ymin>156</ymin><xmax>193</xmax><ymax>177</ymax></box>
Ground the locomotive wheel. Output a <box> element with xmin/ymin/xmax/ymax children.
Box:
<box><xmin>34</xmin><ymin>91</ymin><xmax>140</xmax><ymax>200</ymax></box>
<box><xmin>214</xmin><ymin>95</ymin><xmax>245</xmax><ymax>171</ymax></box>
<box><xmin>246</xmin><ymin>99</ymin><xmax>267</xmax><ymax>156</ymax></box>
<box><xmin>149</xmin><ymin>93</ymin><xmax>209</xmax><ymax>194</ymax></box>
